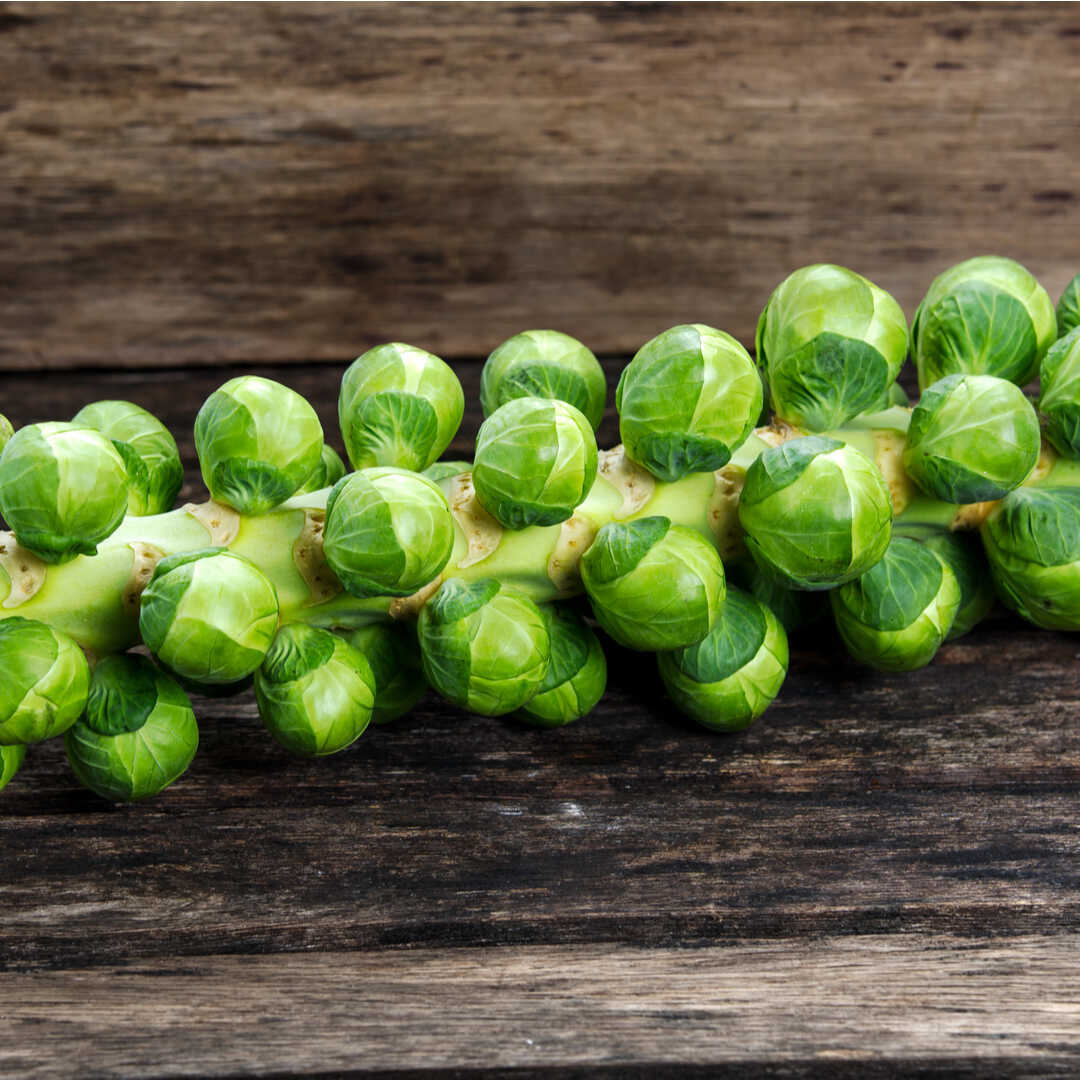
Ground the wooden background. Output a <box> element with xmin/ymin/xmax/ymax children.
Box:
<box><xmin>3</xmin><ymin>4</ymin><xmax>1080</xmax><ymax>1078</ymax></box>
<box><xmin>1</xmin><ymin>1</ymin><xmax>1079</xmax><ymax>371</ymax></box>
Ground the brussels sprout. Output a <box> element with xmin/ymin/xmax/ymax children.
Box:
<box><xmin>903</xmin><ymin>374</ymin><xmax>1040</xmax><ymax>503</ymax></box>
<box><xmin>737</xmin><ymin>436</ymin><xmax>893</xmax><ymax>590</ymax></box>
<box><xmin>657</xmin><ymin>586</ymin><xmax>788</xmax><ymax>731</ymax></box>
<box><xmin>725</xmin><ymin>557</ymin><xmax>827</xmax><ymax>634</ymax></box>
<box><xmin>472</xmin><ymin>397</ymin><xmax>598</xmax><ymax>529</ymax></box>
<box><xmin>323</xmin><ymin>468</ymin><xmax>454</xmax><ymax>598</ymax></box>
<box><xmin>418</xmin><ymin>578</ymin><xmax>550</xmax><ymax>716</ymax></box>
<box><xmin>0</xmin><ymin>421</ymin><xmax>129</xmax><ymax>563</ymax></box>
<box><xmin>1039</xmin><ymin>327</ymin><xmax>1080</xmax><ymax>458</ymax></box>
<box><xmin>912</xmin><ymin>256</ymin><xmax>1055</xmax><ymax>391</ymax></box>
<box><xmin>981</xmin><ymin>487</ymin><xmax>1080</xmax><ymax>630</ymax></box>
<box><xmin>519</xmin><ymin>606</ymin><xmax>607</xmax><ymax>727</ymax></box>
<box><xmin>0</xmin><ymin>617</ymin><xmax>90</xmax><ymax>745</ymax></box>
<box><xmin>194</xmin><ymin>375</ymin><xmax>324</xmax><ymax>515</ymax></box>
<box><xmin>0</xmin><ymin>744</ymin><xmax>26</xmax><ymax>791</ymax></box>
<box><xmin>71</xmin><ymin>400</ymin><xmax>183</xmax><ymax>516</ymax></box>
<box><xmin>339</xmin><ymin>343</ymin><xmax>465</xmax><ymax>472</ymax></box>
<box><xmin>580</xmin><ymin>516</ymin><xmax>725</xmax><ymax>652</ymax></box>
<box><xmin>755</xmin><ymin>264</ymin><xmax>909</xmax><ymax>431</ymax></box>
<box><xmin>0</xmin><ymin>414</ymin><xmax>13</xmax><ymax>453</ymax></box>
<box><xmin>339</xmin><ymin>622</ymin><xmax>427</xmax><ymax>725</ymax></box>
<box><xmin>616</xmin><ymin>324</ymin><xmax>762</xmax><ymax>482</ymax></box>
<box><xmin>296</xmin><ymin>444</ymin><xmax>347</xmax><ymax>494</ymax></box>
<box><xmin>254</xmin><ymin>624</ymin><xmax>375</xmax><ymax>757</ymax></box>
<box><xmin>139</xmin><ymin>548</ymin><xmax>279</xmax><ymax>684</ymax></box>
<box><xmin>831</xmin><ymin>537</ymin><xmax>960</xmax><ymax>672</ymax></box>
<box><xmin>64</xmin><ymin>654</ymin><xmax>198</xmax><ymax>802</ymax></box>
<box><xmin>896</xmin><ymin>525</ymin><xmax>995</xmax><ymax>640</ymax></box>
<box><xmin>1057</xmin><ymin>273</ymin><xmax>1080</xmax><ymax>338</ymax></box>
<box><xmin>422</xmin><ymin>460</ymin><xmax>472</xmax><ymax>483</ymax></box>
<box><xmin>481</xmin><ymin>329</ymin><xmax>607</xmax><ymax>432</ymax></box>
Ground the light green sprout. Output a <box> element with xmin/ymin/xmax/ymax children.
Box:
<box><xmin>755</xmin><ymin>264</ymin><xmax>909</xmax><ymax>431</ymax></box>
<box><xmin>1038</xmin><ymin>327</ymin><xmax>1080</xmax><ymax>458</ymax></box>
<box><xmin>0</xmin><ymin>421</ymin><xmax>129</xmax><ymax>563</ymax></box>
<box><xmin>616</xmin><ymin>324</ymin><xmax>762</xmax><ymax>482</ymax></box>
<box><xmin>323</xmin><ymin>468</ymin><xmax>454</xmax><ymax>598</ymax></box>
<box><xmin>580</xmin><ymin>516</ymin><xmax>725</xmax><ymax>652</ymax></box>
<box><xmin>903</xmin><ymin>374</ymin><xmax>1040</xmax><ymax>503</ymax></box>
<box><xmin>139</xmin><ymin>548</ymin><xmax>279</xmax><ymax>685</ymax></box>
<box><xmin>254</xmin><ymin>624</ymin><xmax>376</xmax><ymax>757</ymax></box>
<box><xmin>71</xmin><ymin>400</ymin><xmax>184</xmax><ymax>516</ymax></box>
<box><xmin>64</xmin><ymin>654</ymin><xmax>198</xmax><ymax>802</ymax></box>
<box><xmin>912</xmin><ymin>255</ymin><xmax>1055</xmax><ymax>391</ymax></box>
<box><xmin>194</xmin><ymin>375</ymin><xmax>324</xmax><ymax>515</ymax></box>
<box><xmin>296</xmin><ymin>444</ymin><xmax>347</xmax><ymax>495</ymax></box>
<box><xmin>519</xmin><ymin>606</ymin><xmax>607</xmax><ymax>727</ymax></box>
<box><xmin>338</xmin><ymin>623</ymin><xmax>427</xmax><ymax>725</ymax></box>
<box><xmin>481</xmin><ymin>329</ymin><xmax>606</xmax><ymax>432</ymax></box>
<box><xmin>981</xmin><ymin>487</ymin><xmax>1080</xmax><ymax>630</ymax></box>
<box><xmin>0</xmin><ymin>616</ymin><xmax>89</xmax><ymax>745</ymax></box>
<box><xmin>418</xmin><ymin>578</ymin><xmax>550</xmax><ymax>716</ymax></box>
<box><xmin>1057</xmin><ymin>272</ymin><xmax>1080</xmax><ymax>338</ymax></box>
<box><xmin>737</xmin><ymin>436</ymin><xmax>892</xmax><ymax>590</ymax></box>
<box><xmin>830</xmin><ymin>537</ymin><xmax>960</xmax><ymax>672</ymax></box>
<box><xmin>657</xmin><ymin>586</ymin><xmax>788</xmax><ymax>731</ymax></box>
<box><xmin>339</xmin><ymin>343</ymin><xmax>464</xmax><ymax>472</ymax></box>
<box><xmin>473</xmin><ymin>397</ymin><xmax>598</xmax><ymax>529</ymax></box>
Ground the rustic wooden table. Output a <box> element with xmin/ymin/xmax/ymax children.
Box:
<box><xmin>2</xmin><ymin>362</ymin><xmax>1079</xmax><ymax>1078</ymax></box>
<box><xmin>3</xmin><ymin>3</ymin><xmax>1080</xmax><ymax>1075</ymax></box>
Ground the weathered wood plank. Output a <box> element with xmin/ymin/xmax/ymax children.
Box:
<box><xmin>2</xmin><ymin>938</ymin><xmax>1079</xmax><ymax>1078</ymax></box>
<box><xmin>1</xmin><ymin>2</ymin><xmax>1079</xmax><ymax>369</ymax></box>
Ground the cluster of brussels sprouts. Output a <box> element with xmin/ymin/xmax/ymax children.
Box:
<box><xmin>3</xmin><ymin>256</ymin><xmax>1080</xmax><ymax>804</ymax></box>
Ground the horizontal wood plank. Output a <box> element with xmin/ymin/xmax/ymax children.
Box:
<box><xmin>2</xmin><ymin>2</ymin><xmax>1080</xmax><ymax>369</ymax></box>
<box><xmin>3</xmin><ymin>938</ymin><xmax>1079</xmax><ymax>1078</ymax></box>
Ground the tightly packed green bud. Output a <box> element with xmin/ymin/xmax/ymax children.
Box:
<box><xmin>254</xmin><ymin>624</ymin><xmax>376</xmax><ymax>757</ymax></box>
<box><xmin>0</xmin><ymin>744</ymin><xmax>25</xmax><ymax>791</ymax></box>
<box><xmin>0</xmin><ymin>617</ymin><xmax>90</xmax><ymax>745</ymax></box>
<box><xmin>0</xmin><ymin>421</ymin><xmax>129</xmax><ymax>563</ymax></box>
<box><xmin>896</xmin><ymin>526</ymin><xmax>995</xmax><ymax>640</ymax></box>
<box><xmin>658</xmin><ymin>586</ymin><xmax>788</xmax><ymax>731</ymax></box>
<box><xmin>913</xmin><ymin>255</ymin><xmax>1055</xmax><ymax>390</ymax></box>
<box><xmin>519</xmin><ymin>606</ymin><xmax>607</xmax><ymax>727</ymax></box>
<box><xmin>831</xmin><ymin>537</ymin><xmax>960</xmax><ymax>672</ymax></box>
<box><xmin>421</xmin><ymin>460</ymin><xmax>472</xmax><ymax>483</ymax></box>
<box><xmin>323</xmin><ymin>468</ymin><xmax>454</xmax><ymax>597</ymax></box>
<box><xmin>139</xmin><ymin>548</ymin><xmax>279</xmax><ymax>685</ymax></box>
<box><xmin>1038</xmin><ymin>327</ymin><xmax>1080</xmax><ymax>459</ymax></box>
<box><xmin>481</xmin><ymin>329</ymin><xmax>606</xmax><ymax>432</ymax></box>
<box><xmin>64</xmin><ymin>654</ymin><xmax>199</xmax><ymax>802</ymax></box>
<box><xmin>339</xmin><ymin>623</ymin><xmax>427</xmax><ymax>725</ymax></box>
<box><xmin>903</xmin><ymin>375</ymin><xmax>1040</xmax><ymax>503</ymax></box>
<box><xmin>1057</xmin><ymin>273</ymin><xmax>1080</xmax><ymax>338</ymax></box>
<box><xmin>296</xmin><ymin>444</ymin><xmax>347</xmax><ymax>495</ymax></box>
<box><xmin>473</xmin><ymin>397</ymin><xmax>598</xmax><ymax>529</ymax></box>
<box><xmin>418</xmin><ymin>578</ymin><xmax>550</xmax><ymax>716</ymax></box>
<box><xmin>738</xmin><ymin>436</ymin><xmax>892</xmax><ymax>590</ymax></box>
<box><xmin>71</xmin><ymin>400</ymin><xmax>184</xmax><ymax>516</ymax></box>
<box><xmin>580</xmin><ymin>516</ymin><xmax>725</xmax><ymax>652</ymax></box>
<box><xmin>616</xmin><ymin>324</ymin><xmax>762</xmax><ymax>482</ymax></box>
<box><xmin>981</xmin><ymin>487</ymin><xmax>1080</xmax><ymax>630</ymax></box>
<box><xmin>195</xmin><ymin>375</ymin><xmax>324</xmax><ymax>515</ymax></box>
<box><xmin>339</xmin><ymin>343</ymin><xmax>464</xmax><ymax>472</ymax></box>
<box><xmin>755</xmin><ymin>264</ymin><xmax>909</xmax><ymax>431</ymax></box>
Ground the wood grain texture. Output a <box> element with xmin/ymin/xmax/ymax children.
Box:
<box><xmin>4</xmin><ymin>367</ymin><xmax>1080</xmax><ymax>1078</ymax></box>
<box><xmin>3</xmin><ymin>939</ymin><xmax>1080</xmax><ymax>1078</ymax></box>
<box><xmin>2</xmin><ymin>2</ymin><xmax>1080</xmax><ymax>370</ymax></box>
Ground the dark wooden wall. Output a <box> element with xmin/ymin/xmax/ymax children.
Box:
<box><xmin>2</xmin><ymin>1</ymin><xmax>1079</xmax><ymax>371</ymax></box>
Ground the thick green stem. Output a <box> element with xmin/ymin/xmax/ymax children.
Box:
<box><xmin>2</xmin><ymin>410</ymin><xmax>1076</xmax><ymax>655</ymax></box>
